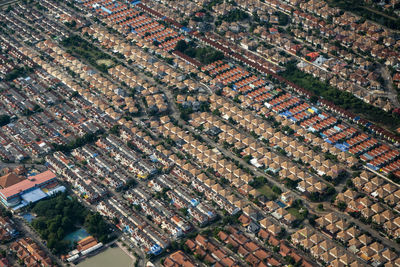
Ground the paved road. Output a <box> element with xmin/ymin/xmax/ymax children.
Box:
<box><xmin>330</xmin><ymin>203</ymin><xmax>400</xmax><ymax>252</ymax></box>
<box><xmin>163</xmin><ymin>65</ymin><xmax>400</xmax><ymax>253</ymax></box>
<box><xmin>8</xmin><ymin>0</ymin><xmax>400</xmax><ymax>260</ymax></box>
<box><xmin>380</xmin><ymin>65</ymin><xmax>400</xmax><ymax>108</ymax></box>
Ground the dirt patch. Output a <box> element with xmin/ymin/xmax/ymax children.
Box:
<box><xmin>96</xmin><ymin>59</ymin><xmax>114</xmax><ymax>67</ymax></box>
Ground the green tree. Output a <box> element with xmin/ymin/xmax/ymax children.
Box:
<box><xmin>175</xmin><ymin>40</ymin><xmax>188</xmax><ymax>52</ymax></box>
<box><xmin>0</xmin><ymin>115</ymin><xmax>10</xmax><ymax>127</ymax></box>
<box><xmin>272</xmin><ymin>185</ymin><xmax>282</xmax><ymax>195</ymax></box>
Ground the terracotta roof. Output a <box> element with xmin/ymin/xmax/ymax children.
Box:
<box><xmin>244</xmin><ymin>241</ymin><xmax>259</xmax><ymax>252</ymax></box>
<box><xmin>254</xmin><ymin>249</ymin><xmax>270</xmax><ymax>260</ymax></box>
<box><xmin>246</xmin><ymin>254</ymin><xmax>260</xmax><ymax>265</ymax></box>
<box><xmin>0</xmin><ymin>173</ymin><xmax>25</xmax><ymax>188</ymax></box>
<box><xmin>0</xmin><ymin>170</ymin><xmax>56</xmax><ymax>199</ymax></box>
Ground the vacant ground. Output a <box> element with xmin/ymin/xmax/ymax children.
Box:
<box><xmin>258</xmin><ymin>184</ymin><xmax>277</xmax><ymax>199</ymax></box>
<box><xmin>96</xmin><ymin>59</ymin><xmax>114</xmax><ymax>67</ymax></box>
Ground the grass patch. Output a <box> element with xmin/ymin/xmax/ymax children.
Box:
<box><xmin>61</xmin><ymin>35</ymin><xmax>113</xmax><ymax>72</ymax></box>
<box><xmin>258</xmin><ymin>185</ymin><xmax>277</xmax><ymax>200</ymax></box>
<box><xmin>287</xmin><ymin>207</ymin><xmax>307</xmax><ymax>221</ymax></box>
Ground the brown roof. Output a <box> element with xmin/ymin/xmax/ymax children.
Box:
<box><xmin>220</xmin><ymin>257</ymin><xmax>236</xmax><ymax>267</ymax></box>
<box><xmin>254</xmin><ymin>249</ymin><xmax>270</xmax><ymax>260</ymax></box>
<box><xmin>237</xmin><ymin>245</ymin><xmax>249</xmax><ymax>257</ymax></box>
<box><xmin>195</xmin><ymin>247</ymin><xmax>206</xmax><ymax>257</ymax></box>
<box><xmin>290</xmin><ymin>252</ymin><xmax>302</xmax><ymax>263</ymax></box>
<box><xmin>245</xmin><ymin>254</ymin><xmax>260</xmax><ymax>265</ymax></box>
<box><xmin>269</xmin><ymin>236</ymin><xmax>280</xmax><ymax>247</ymax></box>
<box><xmin>218</xmin><ymin>231</ymin><xmax>228</xmax><ymax>242</ymax></box>
<box><xmin>267</xmin><ymin>257</ymin><xmax>281</xmax><ymax>266</ymax></box>
<box><xmin>244</xmin><ymin>241</ymin><xmax>260</xmax><ymax>252</ymax></box>
<box><xmin>280</xmin><ymin>244</ymin><xmax>291</xmax><ymax>256</ymax></box>
<box><xmin>258</xmin><ymin>229</ymin><xmax>269</xmax><ymax>240</ymax></box>
<box><xmin>195</xmin><ymin>235</ymin><xmax>208</xmax><ymax>248</ymax></box>
<box><xmin>185</xmin><ymin>240</ymin><xmax>196</xmax><ymax>251</ymax></box>
<box><xmin>204</xmin><ymin>254</ymin><xmax>216</xmax><ymax>264</ymax></box>
<box><xmin>212</xmin><ymin>249</ymin><xmax>227</xmax><ymax>260</ymax></box>
<box><xmin>0</xmin><ymin>173</ymin><xmax>25</xmax><ymax>188</ymax></box>
<box><xmin>226</xmin><ymin>237</ymin><xmax>239</xmax><ymax>248</ymax></box>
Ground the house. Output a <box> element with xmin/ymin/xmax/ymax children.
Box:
<box><xmin>163</xmin><ymin>251</ymin><xmax>196</xmax><ymax>267</ymax></box>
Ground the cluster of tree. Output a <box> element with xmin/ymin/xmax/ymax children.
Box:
<box><xmin>119</xmin><ymin>178</ymin><xmax>137</xmax><ymax>192</ymax></box>
<box><xmin>61</xmin><ymin>35</ymin><xmax>113</xmax><ymax>73</ymax></box>
<box><xmin>109</xmin><ymin>124</ymin><xmax>121</xmax><ymax>136</ymax></box>
<box><xmin>327</xmin><ymin>0</ymin><xmax>400</xmax><ymax>30</ymax></box>
<box><xmin>31</xmin><ymin>193</ymin><xmax>113</xmax><ymax>255</ymax></box>
<box><xmin>177</xmin><ymin>101</ymin><xmax>210</xmax><ymax>121</ymax></box>
<box><xmin>308</xmin><ymin>185</ymin><xmax>336</xmax><ymax>202</ymax></box>
<box><xmin>177</xmin><ymin>103</ymin><xmax>193</xmax><ymax>121</ymax></box>
<box><xmin>0</xmin><ymin>205</ymin><xmax>12</xmax><ymax>219</ymax></box>
<box><xmin>175</xmin><ymin>40</ymin><xmax>224</xmax><ymax>64</ymax></box>
<box><xmin>281</xmin><ymin>125</ymin><xmax>294</xmax><ymax>135</ymax></box>
<box><xmin>272</xmin><ymin>185</ymin><xmax>282</xmax><ymax>195</ymax></box>
<box><xmin>388</xmin><ymin>172</ymin><xmax>400</xmax><ymax>184</ymax></box>
<box><xmin>219</xmin><ymin>9</ymin><xmax>249</xmax><ymax>22</ymax></box>
<box><xmin>282</xmin><ymin>62</ymin><xmax>400</xmax><ymax>129</ymax></box>
<box><xmin>274</xmin><ymin>11</ymin><xmax>290</xmax><ymax>26</ymax></box>
<box><xmin>0</xmin><ymin>114</ymin><xmax>10</xmax><ymax>127</ymax></box>
<box><xmin>283</xmin><ymin>178</ymin><xmax>299</xmax><ymax>189</ymax></box>
<box><xmin>64</xmin><ymin>20</ymin><xmax>77</xmax><ymax>29</ymax></box>
<box><xmin>248</xmin><ymin>176</ymin><xmax>267</xmax><ymax>189</ymax></box>
<box><xmin>5</xmin><ymin>66</ymin><xmax>33</xmax><ymax>81</ymax></box>
<box><xmin>204</xmin><ymin>0</ymin><xmax>223</xmax><ymax>10</ymax></box>
<box><xmin>52</xmin><ymin>129</ymin><xmax>104</xmax><ymax>153</ymax></box>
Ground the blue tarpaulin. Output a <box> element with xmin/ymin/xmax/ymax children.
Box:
<box><xmin>190</xmin><ymin>199</ymin><xmax>199</xmax><ymax>207</ymax></box>
<box><xmin>366</xmin><ymin>163</ymin><xmax>378</xmax><ymax>171</ymax></box>
<box><xmin>100</xmin><ymin>6</ymin><xmax>112</xmax><ymax>14</ymax></box>
<box><xmin>150</xmin><ymin>244</ymin><xmax>162</xmax><ymax>255</ymax></box>
<box><xmin>335</xmin><ymin>143</ymin><xmax>348</xmax><ymax>151</ymax></box>
<box><xmin>362</xmin><ymin>153</ymin><xmax>373</xmax><ymax>160</ymax></box>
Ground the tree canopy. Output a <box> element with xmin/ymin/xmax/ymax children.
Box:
<box><xmin>0</xmin><ymin>115</ymin><xmax>10</xmax><ymax>127</ymax></box>
<box><xmin>282</xmin><ymin>62</ymin><xmax>400</xmax><ymax>130</ymax></box>
<box><xmin>175</xmin><ymin>40</ymin><xmax>224</xmax><ymax>64</ymax></box>
<box><xmin>30</xmin><ymin>193</ymin><xmax>113</xmax><ymax>255</ymax></box>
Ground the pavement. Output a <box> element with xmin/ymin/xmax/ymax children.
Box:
<box><xmin>164</xmin><ymin>90</ymin><xmax>400</xmax><ymax>253</ymax></box>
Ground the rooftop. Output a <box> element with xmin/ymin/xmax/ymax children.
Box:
<box><xmin>0</xmin><ymin>170</ymin><xmax>56</xmax><ymax>199</ymax></box>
